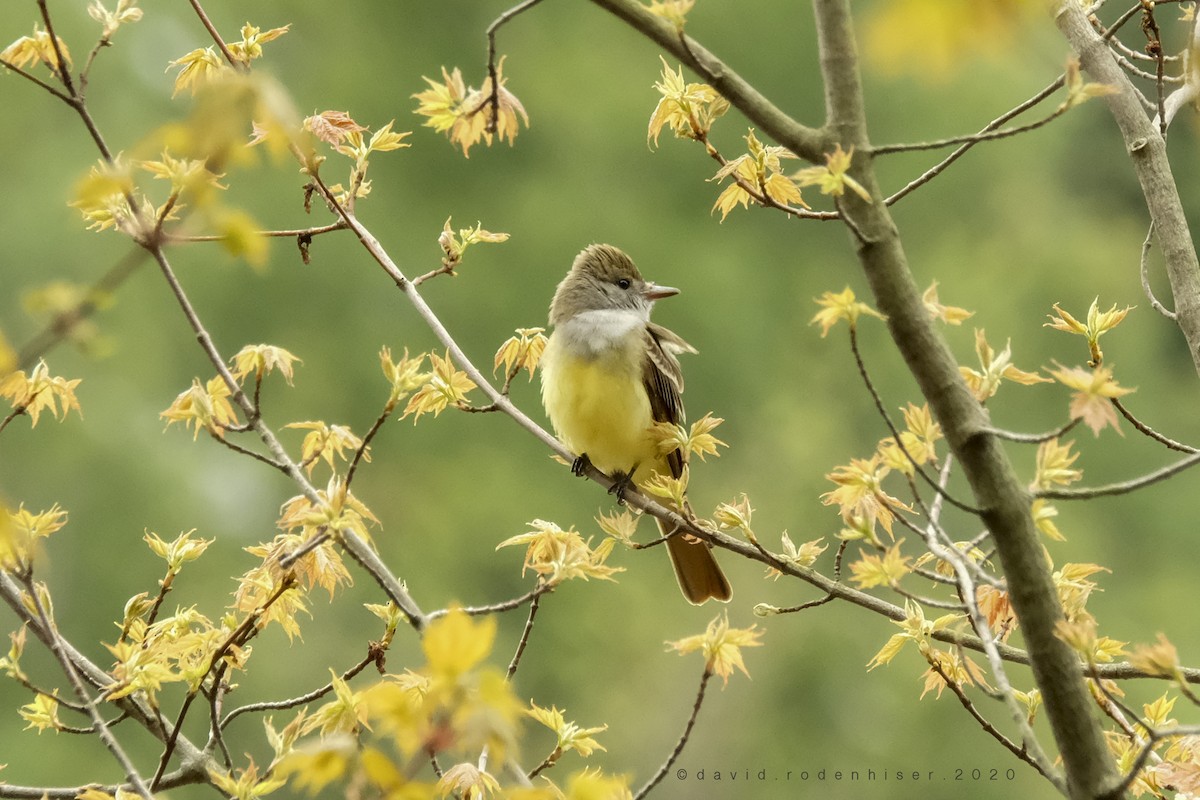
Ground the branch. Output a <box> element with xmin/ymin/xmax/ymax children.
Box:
<box><xmin>426</xmin><ymin>582</ymin><xmax>554</xmax><ymax>620</ymax></box>
<box><xmin>10</xmin><ymin>574</ymin><xmax>154</xmax><ymax>798</ymax></box>
<box><xmin>220</xmin><ymin>647</ymin><xmax>379</xmax><ymax>730</ymax></box>
<box><xmin>1038</xmin><ymin>449</ymin><xmax>1200</xmax><ymax>499</ymax></box>
<box><xmin>586</xmin><ymin>0</ymin><xmax>827</xmax><ymax>163</ymax></box>
<box><xmin>1057</xmin><ymin>0</ymin><xmax>1200</xmax><ymax>376</ymax></box>
<box><xmin>986</xmin><ymin>418</ymin><xmax>1082</xmax><ymax>444</ymax></box>
<box><xmin>884</xmin><ymin>77</ymin><xmax>1065</xmax><ymax>206</ymax></box>
<box><xmin>0</xmin><ymin>57</ymin><xmax>72</xmax><ymax>103</ymax></box>
<box><xmin>927</xmin><ymin>658</ymin><xmax>1057</xmax><ymax>783</ymax></box>
<box><xmin>634</xmin><ymin>668</ymin><xmax>712</xmax><ymax>800</ymax></box>
<box><xmin>0</xmin><ymin>573</ymin><xmax>209</xmax><ymax>770</ymax></box>
<box><xmin>505</xmin><ymin>589</ymin><xmax>543</xmax><ymax>680</ymax></box>
<box><xmin>1111</xmin><ymin>396</ymin><xmax>1197</xmax><ymax>453</ymax></box>
<box><xmin>1139</xmin><ymin>221</ymin><xmax>1177</xmax><ymax>320</ymax></box>
<box><xmin>848</xmin><ymin>325</ymin><xmax>980</xmax><ymax>514</ymax></box>
<box><xmin>186</xmin><ymin>0</ymin><xmax>241</xmax><ymax>68</ymax></box>
<box><xmin>485</xmin><ymin>0</ymin><xmax>549</xmax><ymax>133</ymax></box>
<box><xmin>17</xmin><ymin>247</ymin><xmax>147</xmax><ymax>369</ymax></box>
<box><xmin>144</xmin><ymin>241</ymin><xmax>428</xmax><ymax>629</ymax></box>
<box><xmin>871</xmin><ymin>103</ymin><xmax>1070</xmax><ymax>156</ymax></box>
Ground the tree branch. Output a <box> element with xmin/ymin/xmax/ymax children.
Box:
<box><xmin>1057</xmin><ymin>0</ymin><xmax>1200</xmax><ymax>376</ymax></box>
<box><xmin>586</xmin><ymin>0</ymin><xmax>828</xmax><ymax>163</ymax></box>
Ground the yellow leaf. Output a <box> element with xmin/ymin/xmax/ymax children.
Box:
<box><xmin>960</xmin><ymin>329</ymin><xmax>1050</xmax><ymax>402</ymax></box>
<box><xmin>436</xmin><ymin>763</ymin><xmax>501</xmax><ymax>799</ymax></box>
<box><xmin>765</xmin><ymin>532</ymin><xmax>827</xmax><ymax>580</ymax></box>
<box><xmin>303</xmin><ymin>110</ymin><xmax>366</xmax><ymax>146</ymax></box>
<box><xmin>849</xmin><ymin>543</ymin><xmax>910</xmax><ymax>588</ymax></box>
<box><xmin>160</xmin><ymin>375</ymin><xmax>237</xmax><ymax>439</ymax></box>
<box><xmin>821</xmin><ymin>454</ymin><xmax>911</xmax><ymax>537</ymax></box>
<box><xmin>230</xmin><ymin>344</ymin><xmax>301</xmax><ymax>386</ymax></box>
<box><xmin>1128</xmin><ymin>633</ymin><xmax>1182</xmax><ymax>681</ymax></box>
<box><xmin>0</xmin><ymin>361</ymin><xmax>82</xmax><ymax>427</ymax></box>
<box><xmin>88</xmin><ymin>0</ymin><xmax>144</xmax><ymax>38</ymax></box>
<box><xmin>496</xmin><ymin>519</ymin><xmax>623</xmax><ymax>584</ymax></box>
<box><xmin>423</xmin><ymin>607</ymin><xmax>495</xmax><ymax>681</ymax></box>
<box><xmin>1031</xmin><ymin>498</ymin><xmax>1066</xmax><ymax>542</ymax></box>
<box><xmin>166</xmin><ymin>47</ymin><xmax>227</xmax><ymax>98</ymax></box>
<box><xmin>648</xmin><ymin>57</ymin><xmax>728</xmax><ymax>147</ymax></box>
<box><xmin>494</xmin><ymin>328</ymin><xmax>547</xmax><ymax>380</ymax></box>
<box><xmin>19</xmin><ymin>693</ymin><xmax>60</xmax><ymax>733</ymax></box>
<box><xmin>792</xmin><ymin>144</ymin><xmax>871</xmax><ymax>202</ymax></box>
<box><xmin>227</xmin><ymin>23</ymin><xmax>291</xmax><ymax>64</ymax></box>
<box><xmin>1032</xmin><ymin>438</ymin><xmax>1082</xmax><ymax>491</ymax></box>
<box><xmin>527</xmin><ymin>702</ymin><xmax>608</xmax><ymax>757</ymax></box>
<box><xmin>1</xmin><ymin>25</ymin><xmax>72</xmax><ymax>73</ymax></box>
<box><xmin>402</xmin><ymin>351</ymin><xmax>477</xmax><ymax>422</ymax></box>
<box><xmin>811</xmin><ymin>287</ymin><xmax>886</xmax><ymax>337</ymax></box>
<box><xmin>412</xmin><ymin>58</ymin><xmax>527</xmax><ymax>156</ymax></box>
<box><xmin>667</xmin><ymin>612</ymin><xmax>764</xmax><ymax>687</ymax></box>
<box><xmin>646</xmin><ymin>0</ymin><xmax>695</xmax><ymax>30</ymax></box>
<box><xmin>1062</xmin><ymin>57</ymin><xmax>1120</xmax><ymax>110</ymax></box>
<box><xmin>379</xmin><ymin>347</ymin><xmax>429</xmax><ymax>401</ymax></box>
<box><xmin>922</xmin><ymin>281</ymin><xmax>973</xmax><ymax>325</ymax></box>
<box><xmin>1045</xmin><ymin>299</ymin><xmax>1133</xmax><ymax>366</ymax></box>
<box><xmin>1049</xmin><ymin>364</ymin><xmax>1135</xmax><ymax>436</ymax></box>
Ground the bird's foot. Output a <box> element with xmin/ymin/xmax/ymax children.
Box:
<box><xmin>571</xmin><ymin>453</ymin><xmax>593</xmax><ymax>477</ymax></box>
<box><xmin>607</xmin><ymin>470</ymin><xmax>636</xmax><ymax>506</ymax></box>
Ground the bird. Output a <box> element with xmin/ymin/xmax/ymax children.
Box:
<box><xmin>539</xmin><ymin>243</ymin><xmax>732</xmax><ymax>604</ymax></box>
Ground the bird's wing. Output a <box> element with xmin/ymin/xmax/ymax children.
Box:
<box><xmin>643</xmin><ymin>323</ymin><xmax>696</xmax><ymax>479</ymax></box>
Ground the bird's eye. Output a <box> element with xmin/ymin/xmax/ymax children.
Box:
<box><xmin>616</xmin><ymin>278</ymin><xmax>632</xmax><ymax>290</ymax></box>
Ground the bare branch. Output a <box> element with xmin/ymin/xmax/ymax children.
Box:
<box><xmin>634</xmin><ymin>668</ymin><xmax>712</xmax><ymax>800</ymax></box>
<box><xmin>1038</xmin><ymin>449</ymin><xmax>1200</xmax><ymax>499</ymax></box>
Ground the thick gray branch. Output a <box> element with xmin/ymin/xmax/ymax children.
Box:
<box><xmin>1056</xmin><ymin>1</ymin><xmax>1200</xmax><ymax>376</ymax></box>
<box><xmin>587</xmin><ymin>0</ymin><xmax>828</xmax><ymax>162</ymax></box>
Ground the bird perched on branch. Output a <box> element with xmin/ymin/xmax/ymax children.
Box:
<box><xmin>539</xmin><ymin>244</ymin><xmax>731</xmax><ymax>604</ymax></box>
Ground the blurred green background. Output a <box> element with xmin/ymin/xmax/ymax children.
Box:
<box><xmin>2</xmin><ymin>2</ymin><xmax>1199</xmax><ymax>798</ymax></box>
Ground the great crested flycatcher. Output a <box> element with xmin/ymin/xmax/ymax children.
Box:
<box><xmin>539</xmin><ymin>243</ymin><xmax>732</xmax><ymax>605</ymax></box>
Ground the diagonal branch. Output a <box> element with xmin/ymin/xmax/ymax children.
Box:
<box><xmin>1057</xmin><ymin>0</ymin><xmax>1200</xmax><ymax>376</ymax></box>
<box><xmin>587</xmin><ymin>0</ymin><xmax>828</xmax><ymax>163</ymax></box>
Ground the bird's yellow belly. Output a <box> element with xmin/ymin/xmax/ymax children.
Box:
<box><xmin>541</xmin><ymin>343</ymin><xmax>660</xmax><ymax>481</ymax></box>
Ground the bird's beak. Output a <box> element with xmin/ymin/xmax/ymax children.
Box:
<box><xmin>643</xmin><ymin>282</ymin><xmax>679</xmax><ymax>301</ymax></box>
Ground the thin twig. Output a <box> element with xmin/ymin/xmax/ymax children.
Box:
<box><xmin>426</xmin><ymin>582</ymin><xmax>554</xmax><ymax>621</ymax></box>
<box><xmin>0</xmin><ymin>57</ymin><xmax>73</xmax><ymax>103</ymax></box>
<box><xmin>1140</xmin><ymin>1</ymin><xmax>1169</xmax><ymax>137</ymax></box>
<box><xmin>210</xmin><ymin>433</ymin><xmax>291</xmax><ymax>473</ymax></box>
<box><xmin>346</xmin><ymin>405</ymin><xmax>393</xmax><ymax>489</ymax></box>
<box><xmin>871</xmin><ymin>104</ymin><xmax>1070</xmax><ymax>156</ymax></box>
<box><xmin>166</xmin><ymin>220</ymin><xmax>348</xmax><ymax>242</ymax></box>
<box><xmin>484</xmin><ymin>0</ymin><xmax>549</xmax><ymax>133</ymax></box>
<box><xmin>505</xmin><ymin>590</ymin><xmax>543</xmax><ymax>680</ymax></box>
<box><xmin>1111</xmin><ymin>397</ymin><xmax>1197</xmax><ymax>453</ymax></box>
<box><xmin>634</xmin><ymin>668</ymin><xmax>712</xmax><ymax>800</ymax></box>
<box><xmin>20</xmin><ymin>575</ymin><xmax>154</xmax><ymax>799</ymax></box>
<box><xmin>1139</xmin><ymin>221</ymin><xmax>1177</xmax><ymax>320</ymax></box>
<box><xmin>1038</xmin><ymin>449</ymin><xmax>1200</xmax><ymax>499</ymax></box>
<box><xmin>985</xmin><ymin>418</ymin><xmax>1081</xmax><ymax>444</ymax></box>
<box><xmin>849</xmin><ymin>325</ymin><xmax>981</xmax><ymax>514</ymax></box>
<box><xmin>927</xmin><ymin>658</ymin><xmax>1057</xmax><ymax>782</ymax></box>
<box><xmin>769</xmin><ymin>593</ymin><xmax>835</xmax><ymax>615</ymax></box>
<box><xmin>186</xmin><ymin>0</ymin><xmax>241</xmax><ymax>68</ymax></box>
<box><xmin>36</xmin><ymin>0</ymin><xmax>76</xmax><ymax>95</ymax></box>
<box><xmin>220</xmin><ymin>649</ymin><xmax>377</xmax><ymax>730</ymax></box>
<box><xmin>884</xmin><ymin>77</ymin><xmax>1065</xmax><ymax>206</ymax></box>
